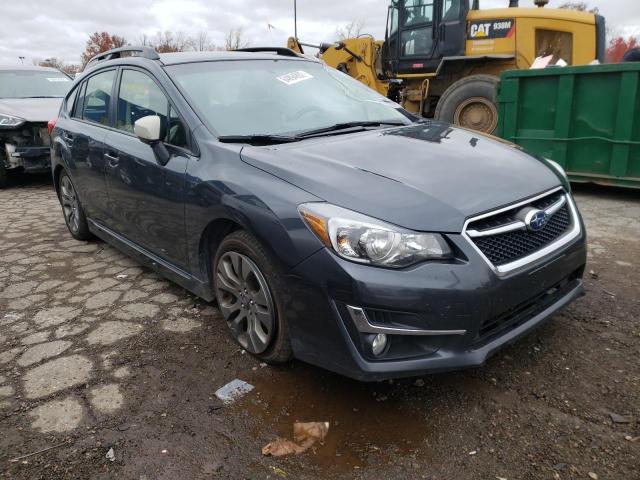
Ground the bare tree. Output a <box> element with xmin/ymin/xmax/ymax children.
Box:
<box><xmin>189</xmin><ymin>31</ymin><xmax>217</xmax><ymax>51</ymax></box>
<box><xmin>224</xmin><ymin>27</ymin><xmax>249</xmax><ymax>50</ymax></box>
<box><xmin>335</xmin><ymin>20</ymin><xmax>365</xmax><ymax>41</ymax></box>
<box><xmin>139</xmin><ymin>33</ymin><xmax>152</xmax><ymax>47</ymax></box>
<box><xmin>558</xmin><ymin>2</ymin><xmax>599</xmax><ymax>14</ymax></box>
<box><xmin>151</xmin><ymin>31</ymin><xmax>190</xmax><ymax>53</ymax></box>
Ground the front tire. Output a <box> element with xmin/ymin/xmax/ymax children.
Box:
<box><xmin>58</xmin><ymin>170</ymin><xmax>92</xmax><ymax>241</ymax></box>
<box><xmin>213</xmin><ymin>230</ymin><xmax>293</xmax><ymax>364</ymax></box>
<box><xmin>434</xmin><ymin>74</ymin><xmax>500</xmax><ymax>134</ymax></box>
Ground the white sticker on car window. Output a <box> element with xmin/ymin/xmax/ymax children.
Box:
<box><xmin>276</xmin><ymin>71</ymin><xmax>314</xmax><ymax>85</ymax></box>
<box><xmin>47</xmin><ymin>77</ymin><xmax>70</xmax><ymax>82</ymax></box>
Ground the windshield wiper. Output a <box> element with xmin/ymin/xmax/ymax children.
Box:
<box><xmin>218</xmin><ymin>134</ymin><xmax>300</xmax><ymax>145</ymax></box>
<box><xmin>217</xmin><ymin>121</ymin><xmax>409</xmax><ymax>145</ymax></box>
<box><xmin>294</xmin><ymin>121</ymin><xmax>408</xmax><ymax>139</ymax></box>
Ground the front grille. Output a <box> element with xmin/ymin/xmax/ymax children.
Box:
<box><xmin>466</xmin><ymin>191</ymin><xmax>572</xmax><ymax>267</ymax></box>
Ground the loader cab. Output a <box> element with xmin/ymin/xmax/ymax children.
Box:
<box><xmin>383</xmin><ymin>0</ymin><xmax>469</xmax><ymax>75</ymax></box>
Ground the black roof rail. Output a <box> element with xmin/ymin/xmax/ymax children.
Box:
<box><xmin>86</xmin><ymin>46</ymin><xmax>160</xmax><ymax>68</ymax></box>
<box><xmin>234</xmin><ymin>47</ymin><xmax>301</xmax><ymax>58</ymax></box>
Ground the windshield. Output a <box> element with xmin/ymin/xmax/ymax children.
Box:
<box><xmin>0</xmin><ymin>70</ymin><xmax>72</xmax><ymax>99</ymax></box>
<box><xmin>167</xmin><ymin>59</ymin><xmax>410</xmax><ymax>137</ymax></box>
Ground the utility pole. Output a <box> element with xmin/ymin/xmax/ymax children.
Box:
<box><xmin>18</xmin><ymin>56</ymin><xmax>25</xmax><ymax>65</ymax></box>
<box><xmin>294</xmin><ymin>0</ymin><xmax>298</xmax><ymax>39</ymax></box>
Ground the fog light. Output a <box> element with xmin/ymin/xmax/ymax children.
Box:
<box><xmin>371</xmin><ymin>333</ymin><xmax>388</xmax><ymax>356</ymax></box>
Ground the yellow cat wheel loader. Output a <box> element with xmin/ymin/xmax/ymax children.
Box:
<box><xmin>288</xmin><ymin>0</ymin><xmax>605</xmax><ymax>133</ymax></box>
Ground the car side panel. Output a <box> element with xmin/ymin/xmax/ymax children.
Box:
<box><xmin>103</xmin><ymin>131</ymin><xmax>191</xmax><ymax>269</ymax></box>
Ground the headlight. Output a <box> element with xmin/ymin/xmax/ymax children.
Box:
<box><xmin>547</xmin><ymin>159</ymin><xmax>569</xmax><ymax>182</ymax></box>
<box><xmin>298</xmin><ymin>203</ymin><xmax>452</xmax><ymax>268</ymax></box>
<box><xmin>0</xmin><ymin>113</ymin><xmax>26</xmax><ymax>129</ymax></box>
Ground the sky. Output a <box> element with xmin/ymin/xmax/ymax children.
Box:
<box><xmin>1</xmin><ymin>0</ymin><xmax>639</xmax><ymax>66</ymax></box>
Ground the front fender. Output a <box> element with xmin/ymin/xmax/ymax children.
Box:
<box><xmin>184</xmin><ymin>142</ymin><xmax>325</xmax><ymax>283</ymax></box>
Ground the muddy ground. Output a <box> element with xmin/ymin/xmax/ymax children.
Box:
<box><xmin>0</xmin><ymin>174</ymin><xmax>638</xmax><ymax>480</ymax></box>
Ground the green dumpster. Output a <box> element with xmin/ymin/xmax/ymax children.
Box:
<box><xmin>496</xmin><ymin>63</ymin><xmax>640</xmax><ymax>189</ymax></box>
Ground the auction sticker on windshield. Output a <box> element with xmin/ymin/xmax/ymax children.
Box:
<box><xmin>277</xmin><ymin>71</ymin><xmax>314</xmax><ymax>85</ymax></box>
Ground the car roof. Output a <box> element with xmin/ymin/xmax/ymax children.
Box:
<box><xmin>80</xmin><ymin>48</ymin><xmax>316</xmax><ymax>77</ymax></box>
<box><xmin>0</xmin><ymin>65</ymin><xmax>64</xmax><ymax>72</ymax></box>
<box><xmin>158</xmin><ymin>50</ymin><xmax>310</xmax><ymax>66</ymax></box>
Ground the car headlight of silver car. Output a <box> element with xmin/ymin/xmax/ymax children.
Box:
<box><xmin>0</xmin><ymin>113</ymin><xmax>26</xmax><ymax>129</ymax></box>
<box><xmin>298</xmin><ymin>203</ymin><xmax>452</xmax><ymax>268</ymax></box>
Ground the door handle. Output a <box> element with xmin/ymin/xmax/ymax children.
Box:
<box><xmin>104</xmin><ymin>152</ymin><xmax>120</xmax><ymax>166</ymax></box>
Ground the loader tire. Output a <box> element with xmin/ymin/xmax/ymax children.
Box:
<box><xmin>434</xmin><ymin>75</ymin><xmax>500</xmax><ymax>134</ymax></box>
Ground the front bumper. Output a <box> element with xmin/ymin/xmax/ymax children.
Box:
<box><xmin>286</xmin><ymin>226</ymin><xmax>587</xmax><ymax>381</ymax></box>
<box><xmin>2</xmin><ymin>145</ymin><xmax>51</xmax><ymax>171</ymax></box>
<box><xmin>1</xmin><ymin>123</ymin><xmax>52</xmax><ymax>172</ymax></box>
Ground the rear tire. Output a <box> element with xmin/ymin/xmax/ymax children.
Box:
<box><xmin>58</xmin><ymin>170</ymin><xmax>92</xmax><ymax>241</ymax></box>
<box><xmin>213</xmin><ymin>230</ymin><xmax>293</xmax><ymax>364</ymax></box>
<box><xmin>434</xmin><ymin>74</ymin><xmax>500</xmax><ymax>134</ymax></box>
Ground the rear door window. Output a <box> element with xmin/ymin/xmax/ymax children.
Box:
<box><xmin>82</xmin><ymin>70</ymin><xmax>116</xmax><ymax>126</ymax></box>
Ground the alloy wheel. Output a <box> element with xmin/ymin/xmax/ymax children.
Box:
<box><xmin>215</xmin><ymin>251</ymin><xmax>276</xmax><ymax>354</ymax></box>
<box><xmin>60</xmin><ymin>175</ymin><xmax>80</xmax><ymax>234</ymax></box>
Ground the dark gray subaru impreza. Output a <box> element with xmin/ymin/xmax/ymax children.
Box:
<box><xmin>50</xmin><ymin>47</ymin><xmax>586</xmax><ymax>380</ymax></box>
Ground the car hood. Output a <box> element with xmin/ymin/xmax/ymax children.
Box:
<box><xmin>240</xmin><ymin>122</ymin><xmax>561</xmax><ymax>232</ymax></box>
<box><xmin>0</xmin><ymin>98</ymin><xmax>63</xmax><ymax>123</ymax></box>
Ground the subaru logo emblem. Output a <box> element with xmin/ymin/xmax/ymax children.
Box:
<box><xmin>525</xmin><ymin>209</ymin><xmax>549</xmax><ymax>231</ymax></box>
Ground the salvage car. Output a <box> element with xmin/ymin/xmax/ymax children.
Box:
<box><xmin>0</xmin><ymin>66</ymin><xmax>72</xmax><ymax>187</ymax></box>
<box><xmin>50</xmin><ymin>47</ymin><xmax>586</xmax><ymax>380</ymax></box>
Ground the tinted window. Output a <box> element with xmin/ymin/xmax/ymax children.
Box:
<box><xmin>388</xmin><ymin>5</ymin><xmax>399</xmax><ymax>35</ymax></box>
<box><xmin>117</xmin><ymin>70</ymin><xmax>168</xmax><ymax>133</ymax></box>
<box><xmin>82</xmin><ymin>70</ymin><xmax>115</xmax><ymax>126</ymax></box>
<box><xmin>168</xmin><ymin>106</ymin><xmax>188</xmax><ymax>148</ymax></box>
<box><xmin>117</xmin><ymin>69</ymin><xmax>188</xmax><ymax>148</ymax></box>
<box><xmin>66</xmin><ymin>86</ymin><xmax>78</xmax><ymax>115</ymax></box>
<box><xmin>402</xmin><ymin>27</ymin><xmax>434</xmax><ymax>56</ymax></box>
<box><xmin>72</xmin><ymin>82</ymin><xmax>86</xmax><ymax>118</ymax></box>
<box><xmin>0</xmin><ymin>70</ymin><xmax>72</xmax><ymax>99</ymax></box>
<box><xmin>442</xmin><ymin>0</ymin><xmax>462</xmax><ymax>22</ymax></box>
<box><xmin>403</xmin><ymin>0</ymin><xmax>434</xmax><ymax>26</ymax></box>
<box><xmin>400</xmin><ymin>1</ymin><xmax>434</xmax><ymax>56</ymax></box>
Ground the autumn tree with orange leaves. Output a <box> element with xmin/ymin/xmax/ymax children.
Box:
<box><xmin>81</xmin><ymin>32</ymin><xmax>127</xmax><ymax>67</ymax></box>
<box><xmin>606</xmin><ymin>36</ymin><xmax>639</xmax><ymax>63</ymax></box>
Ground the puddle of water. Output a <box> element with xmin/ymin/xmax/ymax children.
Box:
<box><xmin>239</xmin><ymin>363</ymin><xmax>439</xmax><ymax>472</ymax></box>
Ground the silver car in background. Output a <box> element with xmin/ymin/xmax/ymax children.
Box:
<box><xmin>0</xmin><ymin>66</ymin><xmax>72</xmax><ymax>187</ymax></box>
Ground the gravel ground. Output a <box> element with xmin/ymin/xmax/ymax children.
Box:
<box><xmin>0</xmin><ymin>174</ymin><xmax>638</xmax><ymax>480</ymax></box>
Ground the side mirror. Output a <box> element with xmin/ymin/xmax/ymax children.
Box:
<box><xmin>134</xmin><ymin>115</ymin><xmax>170</xmax><ymax>166</ymax></box>
<box><xmin>134</xmin><ymin>115</ymin><xmax>161</xmax><ymax>142</ymax></box>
